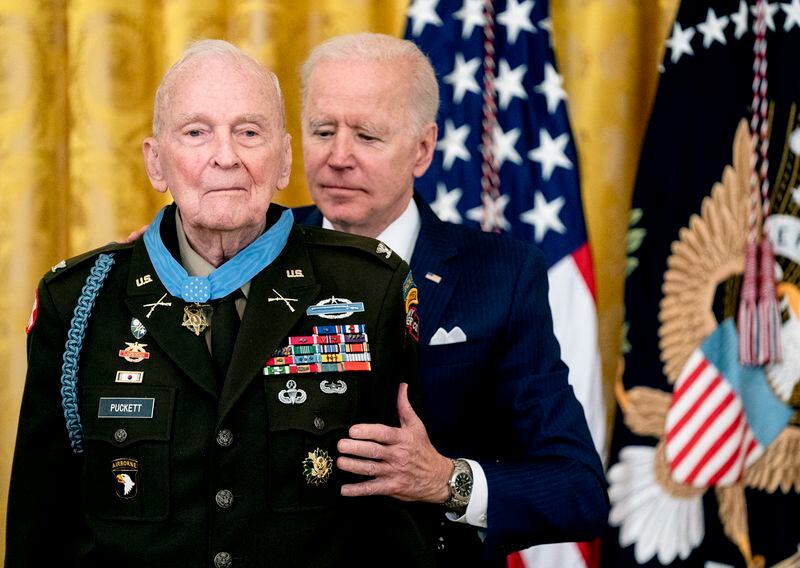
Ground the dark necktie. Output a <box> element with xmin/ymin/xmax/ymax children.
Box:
<box><xmin>210</xmin><ymin>290</ymin><xmax>242</xmax><ymax>382</ymax></box>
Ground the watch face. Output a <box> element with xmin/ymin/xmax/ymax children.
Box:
<box><xmin>454</xmin><ymin>472</ymin><xmax>472</xmax><ymax>497</ymax></box>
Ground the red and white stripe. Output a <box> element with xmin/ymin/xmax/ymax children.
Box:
<box><xmin>665</xmin><ymin>350</ymin><xmax>763</xmax><ymax>488</ymax></box>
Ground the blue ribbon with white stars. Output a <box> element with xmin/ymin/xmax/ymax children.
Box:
<box><xmin>143</xmin><ymin>206</ymin><xmax>294</xmax><ymax>302</ymax></box>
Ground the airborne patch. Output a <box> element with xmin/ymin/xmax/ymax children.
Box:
<box><xmin>112</xmin><ymin>458</ymin><xmax>138</xmax><ymax>499</ymax></box>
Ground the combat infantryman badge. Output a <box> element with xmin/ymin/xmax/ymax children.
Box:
<box><xmin>306</xmin><ymin>297</ymin><xmax>365</xmax><ymax>319</ymax></box>
<box><xmin>303</xmin><ymin>448</ymin><xmax>333</xmax><ymax>485</ymax></box>
<box><xmin>112</xmin><ymin>458</ymin><xmax>138</xmax><ymax>499</ymax></box>
<box><xmin>182</xmin><ymin>303</ymin><xmax>211</xmax><ymax>335</ymax></box>
<box><xmin>118</xmin><ymin>342</ymin><xmax>150</xmax><ymax>363</ymax></box>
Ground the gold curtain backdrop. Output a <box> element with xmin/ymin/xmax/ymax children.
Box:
<box><xmin>0</xmin><ymin>0</ymin><xmax>677</xmax><ymax>553</ymax></box>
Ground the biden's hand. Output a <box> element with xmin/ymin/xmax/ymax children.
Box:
<box><xmin>336</xmin><ymin>383</ymin><xmax>452</xmax><ymax>503</ymax></box>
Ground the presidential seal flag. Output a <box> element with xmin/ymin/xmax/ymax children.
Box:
<box><xmin>607</xmin><ymin>1</ymin><xmax>800</xmax><ymax>566</ymax></box>
<box><xmin>405</xmin><ymin>1</ymin><xmax>605</xmax><ymax>567</ymax></box>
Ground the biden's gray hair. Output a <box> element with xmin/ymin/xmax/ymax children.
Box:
<box><xmin>151</xmin><ymin>39</ymin><xmax>285</xmax><ymax>136</ymax></box>
<box><xmin>300</xmin><ymin>33</ymin><xmax>439</xmax><ymax>134</ymax></box>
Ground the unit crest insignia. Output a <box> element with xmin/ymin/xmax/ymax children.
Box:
<box><xmin>303</xmin><ymin>448</ymin><xmax>333</xmax><ymax>485</ymax></box>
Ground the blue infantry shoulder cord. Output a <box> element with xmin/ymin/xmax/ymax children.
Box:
<box><xmin>60</xmin><ymin>253</ymin><xmax>116</xmax><ymax>454</ymax></box>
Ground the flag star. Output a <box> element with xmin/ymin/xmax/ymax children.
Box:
<box><xmin>538</xmin><ymin>16</ymin><xmax>552</xmax><ymax>33</ymax></box>
<box><xmin>665</xmin><ymin>22</ymin><xmax>695</xmax><ymax>64</ymax></box>
<box><xmin>407</xmin><ymin>0</ymin><xmax>443</xmax><ymax>37</ymax></box>
<box><xmin>731</xmin><ymin>1</ymin><xmax>749</xmax><ymax>38</ymax></box>
<box><xmin>497</xmin><ymin>0</ymin><xmax>536</xmax><ymax>44</ymax></box>
<box><xmin>491</xmin><ymin>125</ymin><xmax>522</xmax><ymax>170</ymax></box>
<box><xmin>436</xmin><ymin>119</ymin><xmax>471</xmax><ymax>170</ymax></box>
<box><xmin>750</xmin><ymin>2</ymin><xmax>779</xmax><ymax>31</ymax></box>
<box><xmin>783</xmin><ymin>0</ymin><xmax>800</xmax><ymax>30</ymax></box>
<box><xmin>466</xmin><ymin>193</ymin><xmax>511</xmax><ymax>232</ymax></box>
<box><xmin>535</xmin><ymin>62</ymin><xmax>566</xmax><ymax>113</ymax></box>
<box><xmin>697</xmin><ymin>8</ymin><xmax>728</xmax><ymax>47</ymax></box>
<box><xmin>528</xmin><ymin>129</ymin><xmax>573</xmax><ymax>181</ymax></box>
<box><xmin>521</xmin><ymin>191</ymin><xmax>566</xmax><ymax>242</ymax></box>
<box><xmin>453</xmin><ymin>0</ymin><xmax>485</xmax><ymax>39</ymax></box>
<box><xmin>431</xmin><ymin>183</ymin><xmax>463</xmax><ymax>223</ymax></box>
<box><xmin>444</xmin><ymin>53</ymin><xmax>481</xmax><ymax>104</ymax></box>
<box><xmin>493</xmin><ymin>59</ymin><xmax>528</xmax><ymax>111</ymax></box>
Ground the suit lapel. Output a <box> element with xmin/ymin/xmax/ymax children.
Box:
<box><xmin>124</xmin><ymin>238</ymin><xmax>217</xmax><ymax>398</ymax></box>
<box><xmin>411</xmin><ymin>197</ymin><xmax>461</xmax><ymax>345</ymax></box>
<box><xmin>218</xmin><ymin>225</ymin><xmax>321</xmax><ymax>421</ymax></box>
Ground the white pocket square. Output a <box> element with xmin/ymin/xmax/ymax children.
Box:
<box><xmin>429</xmin><ymin>326</ymin><xmax>467</xmax><ymax>346</ymax></box>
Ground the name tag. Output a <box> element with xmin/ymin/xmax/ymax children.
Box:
<box><xmin>98</xmin><ymin>397</ymin><xmax>155</xmax><ymax>419</ymax></box>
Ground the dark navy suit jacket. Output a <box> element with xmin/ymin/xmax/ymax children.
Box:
<box><xmin>296</xmin><ymin>195</ymin><xmax>608</xmax><ymax>565</ymax></box>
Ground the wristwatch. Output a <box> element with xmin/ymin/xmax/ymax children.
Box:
<box><xmin>443</xmin><ymin>458</ymin><xmax>473</xmax><ymax>514</ymax></box>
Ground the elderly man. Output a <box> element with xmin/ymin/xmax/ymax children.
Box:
<box><xmin>6</xmin><ymin>40</ymin><xmax>432</xmax><ymax>567</ymax></box>
<box><xmin>295</xmin><ymin>33</ymin><xmax>609</xmax><ymax>566</ymax></box>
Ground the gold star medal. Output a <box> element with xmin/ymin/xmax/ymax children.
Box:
<box><xmin>303</xmin><ymin>448</ymin><xmax>333</xmax><ymax>485</ymax></box>
<box><xmin>182</xmin><ymin>303</ymin><xmax>211</xmax><ymax>336</ymax></box>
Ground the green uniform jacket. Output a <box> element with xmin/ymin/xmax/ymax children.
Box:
<box><xmin>6</xmin><ymin>205</ymin><xmax>433</xmax><ymax>567</ymax></box>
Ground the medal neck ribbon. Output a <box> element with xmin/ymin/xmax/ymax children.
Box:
<box><xmin>144</xmin><ymin>206</ymin><xmax>293</xmax><ymax>302</ymax></box>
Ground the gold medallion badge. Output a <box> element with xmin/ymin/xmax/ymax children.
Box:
<box><xmin>182</xmin><ymin>303</ymin><xmax>211</xmax><ymax>335</ymax></box>
<box><xmin>303</xmin><ymin>448</ymin><xmax>333</xmax><ymax>485</ymax></box>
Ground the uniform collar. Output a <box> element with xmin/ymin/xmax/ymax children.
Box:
<box><xmin>322</xmin><ymin>197</ymin><xmax>420</xmax><ymax>263</ymax></box>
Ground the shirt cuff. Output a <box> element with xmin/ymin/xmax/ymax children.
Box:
<box><xmin>444</xmin><ymin>458</ymin><xmax>488</xmax><ymax>528</ymax></box>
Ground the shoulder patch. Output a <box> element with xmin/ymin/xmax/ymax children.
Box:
<box><xmin>300</xmin><ymin>226</ymin><xmax>402</xmax><ymax>269</ymax></box>
<box><xmin>43</xmin><ymin>241</ymin><xmax>133</xmax><ymax>283</ymax></box>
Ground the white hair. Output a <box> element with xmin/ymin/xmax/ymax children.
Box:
<box><xmin>300</xmin><ymin>33</ymin><xmax>439</xmax><ymax>134</ymax></box>
<box><xmin>151</xmin><ymin>39</ymin><xmax>285</xmax><ymax>136</ymax></box>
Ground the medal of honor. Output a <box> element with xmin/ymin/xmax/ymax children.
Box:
<box><xmin>182</xmin><ymin>303</ymin><xmax>211</xmax><ymax>335</ymax></box>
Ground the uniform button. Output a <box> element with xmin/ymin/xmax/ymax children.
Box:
<box><xmin>214</xmin><ymin>551</ymin><xmax>232</xmax><ymax>568</ymax></box>
<box><xmin>215</xmin><ymin>489</ymin><xmax>234</xmax><ymax>509</ymax></box>
<box><xmin>313</xmin><ymin>416</ymin><xmax>325</xmax><ymax>431</ymax></box>
<box><xmin>216</xmin><ymin>429</ymin><xmax>234</xmax><ymax>447</ymax></box>
<box><xmin>114</xmin><ymin>429</ymin><xmax>127</xmax><ymax>443</ymax></box>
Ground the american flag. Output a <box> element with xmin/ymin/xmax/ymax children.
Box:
<box><xmin>404</xmin><ymin>1</ymin><xmax>605</xmax><ymax>567</ymax></box>
<box><xmin>664</xmin><ymin>319</ymin><xmax>790</xmax><ymax>489</ymax></box>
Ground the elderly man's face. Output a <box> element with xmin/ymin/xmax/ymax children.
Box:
<box><xmin>144</xmin><ymin>57</ymin><xmax>291</xmax><ymax>234</ymax></box>
<box><xmin>302</xmin><ymin>58</ymin><xmax>436</xmax><ymax>238</ymax></box>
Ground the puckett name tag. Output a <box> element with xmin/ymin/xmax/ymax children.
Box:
<box><xmin>98</xmin><ymin>397</ymin><xmax>155</xmax><ymax>419</ymax></box>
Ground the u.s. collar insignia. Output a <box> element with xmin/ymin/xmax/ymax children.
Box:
<box><xmin>112</xmin><ymin>458</ymin><xmax>138</xmax><ymax>499</ymax></box>
<box><xmin>51</xmin><ymin>260</ymin><xmax>67</xmax><ymax>273</ymax></box>
<box><xmin>182</xmin><ymin>303</ymin><xmax>211</xmax><ymax>335</ymax></box>
<box><xmin>303</xmin><ymin>448</ymin><xmax>333</xmax><ymax>485</ymax></box>
<box><xmin>118</xmin><ymin>342</ymin><xmax>150</xmax><ymax>363</ymax></box>
<box><xmin>306</xmin><ymin>296</ymin><xmax>365</xmax><ymax>319</ymax></box>
<box><xmin>130</xmin><ymin>318</ymin><xmax>147</xmax><ymax>340</ymax></box>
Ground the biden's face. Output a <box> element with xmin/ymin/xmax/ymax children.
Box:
<box><xmin>301</xmin><ymin>58</ymin><xmax>436</xmax><ymax>238</ymax></box>
<box><xmin>144</xmin><ymin>56</ymin><xmax>291</xmax><ymax>236</ymax></box>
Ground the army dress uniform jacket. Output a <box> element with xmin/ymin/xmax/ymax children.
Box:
<box><xmin>6</xmin><ymin>205</ymin><xmax>433</xmax><ymax>567</ymax></box>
